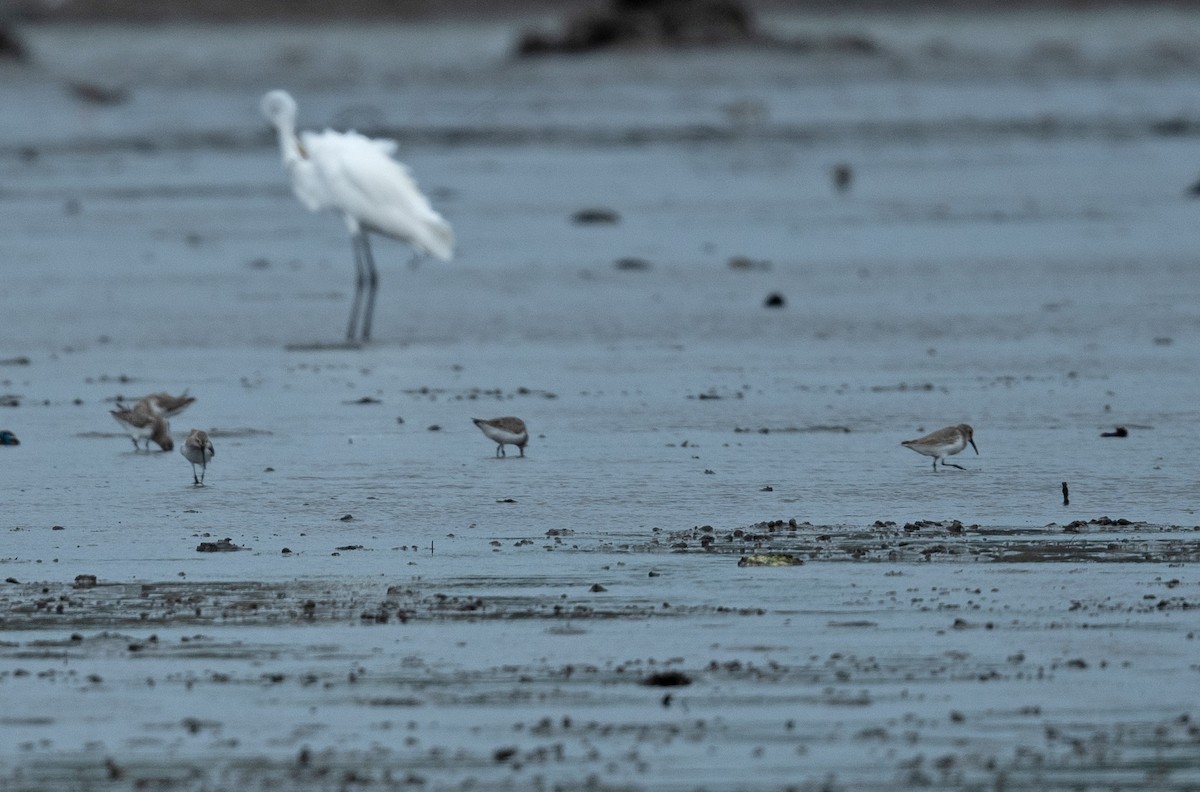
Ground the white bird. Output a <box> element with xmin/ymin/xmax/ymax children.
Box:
<box><xmin>260</xmin><ymin>89</ymin><xmax>454</xmax><ymax>342</ymax></box>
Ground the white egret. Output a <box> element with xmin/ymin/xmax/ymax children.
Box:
<box><xmin>260</xmin><ymin>89</ymin><xmax>454</xmax><ymax>342</ymax></box>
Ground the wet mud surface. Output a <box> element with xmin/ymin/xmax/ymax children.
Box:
<box><xmin>5</xmin><ymin>8</ymin><xmax>1200</xmax><ymax>791</ymax></box>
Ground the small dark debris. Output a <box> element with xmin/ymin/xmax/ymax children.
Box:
<box><xmin>1101</xmin><ymin>426</ymin><xmax>1128</xmax><ymax>438</ymax></box>
<box><xmin>571</xmin><ymin>208</ymin><xmax>620</xmax><ymax>224</ymax></box>
<box><xmin>0</xmin><ymin>356</ymin><xmax>30</xmax><ymax>366</ymax></box>
<box><xmin>763</xmin><ymin>292</ymin><xmax>785</xmax><ymax>308</ymax></box>
<box><xmin>347</xmin><ymin>396</ymin><xmax>381</xmax><ymax>405</ymax></box>
<box><xmin>51</xmin><ymin>525</ymin><xmax>64</xmax><ymax>531</ymax></box>
<box><xmin>335</xmin><ymin>545</ymin><xmax>364</xmax><ymax>551</ymax></box>
<box><xmin>73</xmin><ymin>574</ymin><xmax>98</xmax><ymax>589</ymax></box>
<box><xmin>589</xmin><ymin>583</ymin><xmax>607</xmax><ymax>592</ymax></box>
<box><xmin>728</xmin><ymin>256</ymin><xmax>770</xmax><ymax>271</ymax></box>
<box><xmin>339</xmin><ymin>514</ymin><xmax>354</xmax><ymax>522</ymax></box>
<box><xmin>760</xmin><ymin>485</ymin><xmax>773</xmax><ymax>492</ymax></box>
<box><xmin>67</xmin><ymin>81</ymin><xmax>129</xmax><ymax>106</ymax></box>
<box><xmin>0</xmin><ymin>430</ymin><xmax>19</xmax><ymax>445</ymax></box>
<box><xmin>738</xmin><ymin>553</ymin><xmax>803</xmax><ymax>567</ymax></box>
<box><xmin>832</xmin><ymin>162</ymin><xmax>854</xmax><ymax>193</ymax></box>
<box><xmin>427</xmin><ymin>424</ymin><xmax>441</xmax><ymax>431</ymax></box>
<box><xmin>5</xmin><ymin>577</ymin><xmax>19</xmax><ymax>584</ymax></box>
<box><xmin>0</xmin><ymin>395</ymin><xmax>20</xmax><ymax>408</ymax></box>
<box><xmin>0</xmin><ymin>25</ymin><xmax>28</xmax><ymax>62</ymax></box>
<box><xmin>196</xmin><ymin>538</ymin><xmax>242</xmax><ymax>552</ymax></box>
<box><xmin>493</xmin><ymin>746</ymin><xmax>519</xmax><ymax>762</ymax></box>
<box><xmin>614</xmin><ymin>256</ymin><xmax>652</xmax><ymax>271</ymax></box>
<box><xmin>642</xmin><ymin>670</ymin><xmax>692</xmax><ymax>687</ymax></box>
<box><xmin>497</xmin><ymin>498</ymin><xmax>517</xmax><ymax>504</ymax></box>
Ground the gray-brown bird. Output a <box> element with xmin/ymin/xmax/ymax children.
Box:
<box><xmin>901</xmin><ymin>424</ymin><xmax>977</xmax><ymax>471</ymax></box>
<box><xmin>472</xmin><ymin>417</ymin><xmax>528</xmax><ymax>457</ymax></box>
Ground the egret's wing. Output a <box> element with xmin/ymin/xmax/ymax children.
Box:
<box><xmin>309</xmin><ymin>131</ymin><xmax>454</xmax><ymax>260</ymax></box>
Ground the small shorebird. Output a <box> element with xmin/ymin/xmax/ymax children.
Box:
<box><xmin>472</xmin><ymin>417</ymin><xmax>528</xmax><ymax>457</ymax></box>
<box><xmin>901</xmin><ymin>423</ymin><xmax>978</xmax><ymax>471</ymax></box>
<box><xmin>181</xmin><ymin>429</ymin><xmax>214</xmax><ymax>485</ymax></box>
<box><xmin>111</xmin><ymin>402</ymin><xmax>173</xmax><ymax>452</ymax></box>
<box><xmin>138</xmin><ymin>391</ymin><xmax>195</xmax><ymax>418</ymax></box>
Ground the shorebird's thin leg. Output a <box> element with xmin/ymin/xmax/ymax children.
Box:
<box><xmin>192</xmin><ymin>464</ymin><xmax>200</xmax><ymax>486</ymax></box>
<box><xmin>346</xmin><ymin>233</ymin><xmax>368</xmax><ymax>341</ymax></box>
<box><xmin>199</xmin><ymin>462</ymin><xmax>206</xmax><ymax>485</ymax></box>
<box><xmin>497</xmin><ymin>444</ymin><xmax>505</xmax><ymax>458</ymax></box>
<box><xmin>360</xmin><ymin>233</ymin><xmax>380</xmax><ymax>342</ymax></box>
<box><xmin>942</xmin><ymin>461</ymin><xmax>966</xmax><ymax>470</ymax></box>
<box><xmin>131</xmin><ymin>437</ymin><xmax>140</xmax><ymax>451</ymax></box>
<box><xmin>931</xmin><ymin>458</ymin><xmax>938</xmax><ymax>471</ymax></box>
<box><xmin>519</xmin><ymin>446</ymin><xmax>524</xmax><ymax>458</ymax></box>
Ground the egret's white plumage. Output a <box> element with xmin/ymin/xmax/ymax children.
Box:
<box><xmin>260</xmin><ymin>89</ymin><xmax>454</xmax><ymax>342</ymax></box>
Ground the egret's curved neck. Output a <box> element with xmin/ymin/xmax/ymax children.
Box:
<box><xmin>272</xmin><ymin>118</ymin><xmax>305</xmax><ymax>165</ymax></box>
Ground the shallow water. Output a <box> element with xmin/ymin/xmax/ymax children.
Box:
<box><xmin>2</xmin><ymin>10</ymin><xmax>1200</xmax><ymax>791</ymax></box>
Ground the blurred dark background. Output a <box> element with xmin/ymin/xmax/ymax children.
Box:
<box><xmin>8</xmin><ymin>0</ymin><xmax>1197</xmax><ymax>22</ymax></box>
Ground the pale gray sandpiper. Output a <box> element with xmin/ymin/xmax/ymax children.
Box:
<box><xmin>181</xmin><ymin>429</ymin><xmax>214</xmax><ymax>485</ymax></box>
<box><xmin>472</xmin><ymin>417</ymin><xmax>528</xmax><ymax>458</ymax></box>
<box><xmin>111</xmin><ymin>402</ymin><xmax>173</xmax><ymax>452</ymax></box>
<box><xmin>901</xmin><ymin>423</ymin><xmax>978</xmax><ymax>471</ymax></box>
<box><xmin>138</xmin><ymin>391</ymin><xmax>195</xmax><ymax>418</ymax></box>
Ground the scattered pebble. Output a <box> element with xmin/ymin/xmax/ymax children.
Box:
<box><xmin>763</xmin><ymin>292</ymin><xmax>785</xmax><ymax>308</ymax></box>
<box><xmin>614</xmin><ymin>256</ymin><xmax>652</xmax><ymax>271</ymax></box>
<box><xmin>196</xmin><ymin>538</ymin><xmax>242</xmax><ymax>552</ymax></box>
<box><xmin>570</xmin><ymin>207</ymin><xmax>620</xmax><ymax>224</ymax></box>
<box><xmin>738</xmin><ymin>553</ymin><xmax>803</xmax><ymax>567</ymax></box>
<box><xmin>642</xmin><ymin>670</ymin><xmax>692</xmax><ymax>687</ymax></box>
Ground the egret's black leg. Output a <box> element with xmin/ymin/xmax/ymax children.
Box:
<box><xmin>360</xmin><ymin>234</ymin><xmax>380</xmax><ymax>342</ymax></box>
<box><xmin>347</xmin><ymin>233</ymin><xmax>368</xmax><ymax>341</ymax></box>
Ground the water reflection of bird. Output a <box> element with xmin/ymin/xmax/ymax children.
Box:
<box><xmin>901</xmin><ymin>424</ymin><xmax>978</xmax><ymax>471</ymax></box>
<box><xmin>260</xmin><ymin>90</ymin><xmax>454</xmax><ymax>343</ymax></box>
